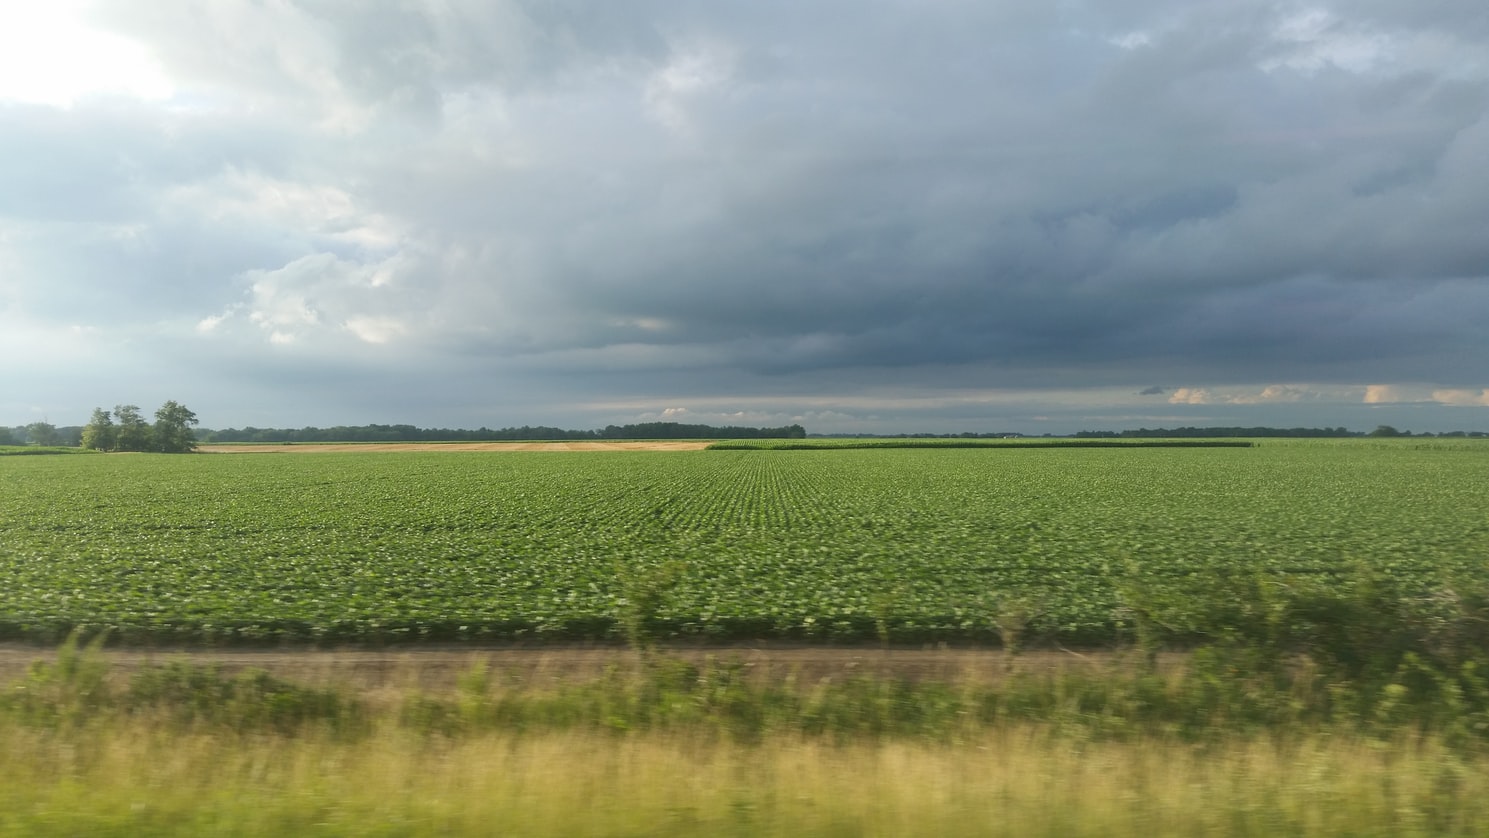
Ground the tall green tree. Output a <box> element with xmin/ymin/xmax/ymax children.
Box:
<box><xmin>153</xmin><ymin>401</ymin><xmax>199</xmax><ymax>453</ymax></box>
<box><xmin>81</xmin><ymin>407</ymin><xmax>117</xmax><ymax>451</ymax></box>
<box><xmin>114</xmin><ymin>405</ymin><xmax>152</xmax><ymax>452</ymax></box>
<box><xmin>25</xmin><ymin>421</ymin><xmax>60</xmax><ymax>446</ymax></box>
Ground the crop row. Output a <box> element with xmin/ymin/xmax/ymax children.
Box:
<box><xmin>2</xmin><ymin>443</ymin><xmax>1487</xmax><ymax>644</ymax></box>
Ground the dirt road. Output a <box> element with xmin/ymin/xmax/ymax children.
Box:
<box><xmin>0</xmin><ymin>643</ymin><xmax>1134</xmax><ymax>691</ymax></box>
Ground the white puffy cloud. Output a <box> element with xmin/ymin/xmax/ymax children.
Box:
<box><xmin>1433</xmin><ymin>389</ymin><xmax>1489</xmax><ymax>407</ymax></box>
<box><xmin>0</xmin><ymin>1</ymin><xmax>174</xmax><ymax>107</ymax></box>
<box><xmin>1227</xmin><ymin>385</ymin><xmax>1311</xmax><ymax>404</ymax></box>
<box><xmin>644</xmin><ymin>40</ymin><xmax>736</xmax><ymax>136</ymax></box>
<box><xmin>164</xmin><ymin>171</ymin><xmax>403</xmax><ymax>252</ymax></box>
<box><xmin>1364</xmin><ymin>385</ymin><xmax>1403</xmax><ymax>404</ymax></box>
<box><xmin>1168</xmin><ymin>388</ymin><xmax>1214</xmax><ymax>405</ymax></box>
<box><xmin>199</xmin><ymin>252</ymin><xmax>422</xmax><ymax>348</ymax></box>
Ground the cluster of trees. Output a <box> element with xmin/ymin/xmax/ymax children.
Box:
<box><xmin>198</xmin><ymin>421</ymin><xmax>807</xmax><ymax>443</ymax></box>
<box><xmin>80</xmin><ymin>401</ymin><xmax>199</xmax><ymax>453</ymax></box>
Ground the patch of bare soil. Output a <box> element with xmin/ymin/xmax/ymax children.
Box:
<box><xmin>0</xmin><ymin>643</ymin><xmax>1155</xmax><ymax>692</ymax></box>
<box><xmin>198</xmin><ymin>441</ymin><xmax>714</xmax><ymax>453</ymax></box>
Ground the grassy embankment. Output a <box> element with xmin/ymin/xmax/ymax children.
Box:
<box><xmin>7</xmin><ymin>612</ymin><xmax>1489</xmax><ymax>837</ymax></box>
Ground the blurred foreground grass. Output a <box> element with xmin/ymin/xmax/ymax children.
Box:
<box><xmin>5</xmin><ymin>636</ymin><xmax>1489</xmax><ymax>836</ymax></box>
<box><xmin>7</xmin><ymin>722</ymin><xmax>1488</xmax><ymax>837</ymax></box>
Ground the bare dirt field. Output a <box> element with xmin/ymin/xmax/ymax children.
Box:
<box><xmin>199</xmin><ymin>441</ymin><xmax>714</xmax><ymax>453</ymax></box>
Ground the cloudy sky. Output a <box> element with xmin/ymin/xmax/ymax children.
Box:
<box><xmin>3</xmin><ymin>1</ymin><xmax>1487</xmax><ymax>434</ymax></box>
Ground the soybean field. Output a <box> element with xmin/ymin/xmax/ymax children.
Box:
<box><xmin>2</xmin><ymin>441</ymin><xmax>1486</xmax><ymax>644</ymax></box>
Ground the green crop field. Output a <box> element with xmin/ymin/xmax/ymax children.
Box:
<box><xmin>2</xmin><ymin>440</ymin><xmax>1486</xmax><ymax>645</ymax></box>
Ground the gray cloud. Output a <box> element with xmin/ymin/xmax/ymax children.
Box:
<box><xmin>3</xmin><ymin>1</ymin><xmax>1488</xmax><ymax>433</ymax></box>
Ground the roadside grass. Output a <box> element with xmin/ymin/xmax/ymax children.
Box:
<box><xmin>6</xmin><ymin>721</ymin><xmax>1488</xmax><ymax>837</ymax></box>
<box><xmin>7</xmin><ymin>631</ymin><xmax>1489</xmax><ymax>836</ymax></box>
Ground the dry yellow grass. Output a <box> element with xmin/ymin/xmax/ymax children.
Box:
<box><xmin>4</xmin><ymin>720</ymin><xmax>1486</xmax><ymax>836</ymax></box>
<box><xmin>4</xmin><ymin>641</ymin><xmax>1486</xmax><ymax>836</ymax></box>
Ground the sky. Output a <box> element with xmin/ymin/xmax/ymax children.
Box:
<box><xmin>2</xmin><ymin>1</ymin><xmax>1487</xmax><ymax>435</ymax></box>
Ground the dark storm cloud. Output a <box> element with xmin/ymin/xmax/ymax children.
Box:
<box><xmin>4</xmin><ymin>0</ymin><xmax>1489</xmax><ymax>432</ymax></box>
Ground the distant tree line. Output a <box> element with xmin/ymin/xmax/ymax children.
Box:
<box><xmin>814</xmin><ymin>432</ymin><xmax>1029</xmax><ymax>439</ymax></box>
<box><xmin>77</xmin><ymin>401</ymin><xmax>200</xmax><ymax>453</ymax></box>
<box><xmin>9</xmin><ymin>418</ymin><xmax>1486</xmax><ymax>448</ymax></box>
<box><xmin>1360</xmin><ymin>425</ymin><xmax>1483</xmax><ymax>438</ymax></box>
<box><xmin>196</xmin><ymin>421</ymin><xmax>808</xmax><ymax>443</ymax></box>
<box><xmin>810</xmin><ymin>426</ymin><xmax>1486</xmax><ymax>440</ymax></box>
<box><xmin>1074</xmin><ymin>426</ymin><xmax>1487</xmax><ymax>439</ymax></box>
<box><xmin>597</xmin><ymin>422</ymin><xmax>807</xmax><ymax>440</ymax></box>
<box><xmin>0</xmin><ymin>422</ymin><xmax>73</xmax><ymax>447</ymax></box>
<box><xmin>1076</xmin><ymin>426</ymin><xmax>1357</xmax><ymax>438</ymax></box>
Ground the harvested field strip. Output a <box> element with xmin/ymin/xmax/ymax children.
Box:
<box><xmin>198</xmin><ymin>441</ymin><xmax>713</xmax><ymax>453</ymax></box>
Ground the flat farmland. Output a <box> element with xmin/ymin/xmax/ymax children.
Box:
<box><xmin>2</xmin><ymin>441</ymin><xmax>1486</xmax><ymax>645</ymax></box>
